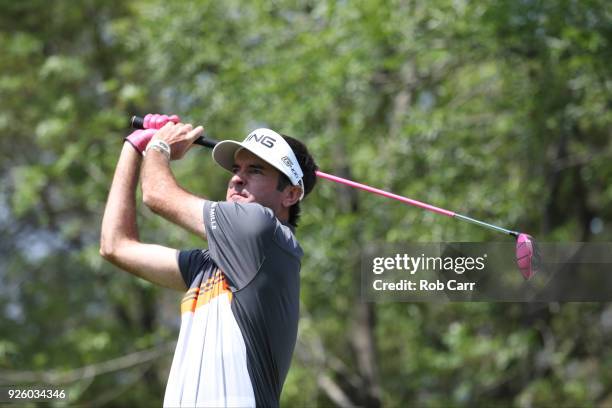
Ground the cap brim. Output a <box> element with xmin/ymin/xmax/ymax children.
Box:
<box><xmin>212</xmin><ymin>140</ymin><xmax>244</xmax><ymax>172</ymax></box>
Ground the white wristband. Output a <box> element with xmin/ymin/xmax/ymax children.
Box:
<box><xmin>145</xmin><ymin>139</ymin><xmax>171</xmax><ymax>160</ymax></box>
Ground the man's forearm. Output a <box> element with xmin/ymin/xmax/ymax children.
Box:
<box><xmin>100</xmin><ymin>143</ymin><xmax>141</xmax><ymax>256</ymax></box>
<box><xmin>141</xmin><ymin>148</ymin><xmax>207</xmax><ymax>237</ymax></box>
<box><xmin>141</xmin><ymin>149</ymin><xmax>184</xmax><ymax>214</ymax></box>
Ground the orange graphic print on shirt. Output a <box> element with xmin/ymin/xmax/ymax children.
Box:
<box><xmin>180</xmin><ymin>269</ymin><xmax>232</xmax><ymax>314</ymax></box>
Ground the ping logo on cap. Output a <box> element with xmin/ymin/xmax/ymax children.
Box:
<box><xmin>246</xmin><ymin>132</ymin><xmax>276</xmax><ymax>148</ymax></box>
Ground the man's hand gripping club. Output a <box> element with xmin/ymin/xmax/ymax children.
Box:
<box><xmin>148</xmin><ymin>120</ymin><xmax>204</xmax><ymax>160</ymax></box>
<box><xmin>125</xmin><ymin>113</ymin><xmax>181</xmax><ymax>154</ymax></box>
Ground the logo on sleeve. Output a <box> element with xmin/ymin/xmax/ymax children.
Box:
<box><xmin>210</xmin><ymin>202</ymin><xmax>218</xmax><ymax>230</ymax></box>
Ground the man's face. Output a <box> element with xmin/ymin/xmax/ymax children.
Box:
<box><xmin>226</xmin><ymin>149</ymin><xmax>285</xmax><ymax>213</ymax></box>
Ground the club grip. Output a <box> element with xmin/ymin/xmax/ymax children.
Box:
<box><xmin>129</xmin><ymin>115</ymin><xmax>218</xmax><ymax>149</ymax></box>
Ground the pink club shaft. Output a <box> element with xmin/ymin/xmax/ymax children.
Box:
<box><xmin>315</xmin><ymin>171</ymin><xmax>519</xmax><ymax>237</ymax></box>
<box><xmin>315</xmin><ymin>170</ymin><xmax>455</xmax><ymax>217</ymax></box>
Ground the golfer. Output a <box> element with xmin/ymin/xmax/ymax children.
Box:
<box><xmin>100</xmin><ymin>113</ymin><xmax>318</xmax><ymax>407</ymax></box>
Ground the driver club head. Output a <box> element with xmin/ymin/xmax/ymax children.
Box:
<box><xmin>516</xmin><ymin>233</ymin><xmax>540</xmax><ymax>279</ymax></box>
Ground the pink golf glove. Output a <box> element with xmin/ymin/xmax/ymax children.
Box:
<box><xmin>143</xmin><ymin>113</ymin><xmax>181</xmax><ymax>129</ymax></box>
<box><xmin>125</xmin><ymin>129</ymin><xmax>157</xmax><ymax>155</ymax></box>
<box><xmin>125</xmin><ymin>113</ymin><xmax>180</xmax><ymax>155</ymax></box>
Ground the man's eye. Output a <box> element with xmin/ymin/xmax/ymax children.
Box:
<box><xmin>250</xmin><ymin>168</ymin><xmax>263</xmax><ymax>174</ymax></box>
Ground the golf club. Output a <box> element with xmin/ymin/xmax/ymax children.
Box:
<box><xmin>130</xmin><ymin>115</ymin><xmax>539</xmax><ymax>279</ymax></box>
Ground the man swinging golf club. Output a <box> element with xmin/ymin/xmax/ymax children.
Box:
<box><xmin>100</xmin><ymin>113</ymin><xmax>318</xmax><ymax>407</ymax></box>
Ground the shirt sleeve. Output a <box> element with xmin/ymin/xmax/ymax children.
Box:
<box><xmin>203</xmin><ymin>201</ymin><xmax>276</xmax><ymax>290</ymax></box>
<box><xmin>178</xmin><ymin>249</ymin><xmax>214</xmax><ymax>288</ymax></box>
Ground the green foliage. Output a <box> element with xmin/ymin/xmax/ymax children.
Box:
<box><xmin>1</xmin><ymin>0</ymin><xmax>611</xmax><ymax>406</ymax></box>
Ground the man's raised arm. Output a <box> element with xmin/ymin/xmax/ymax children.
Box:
<box><xmin>141</xmin><ymin>122</ymin><xmax>208</xmax><ymax>239</ymax></box>
<box><xmin>100</xmin><ymin>141</ymin><xmax>186</xmax><ymax>291</ymax></box>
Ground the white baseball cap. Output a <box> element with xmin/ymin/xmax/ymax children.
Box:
<box><xmin>212</xmin><ymin>128</ymin><xmax>305</xmax><ymax>200</ymax></box>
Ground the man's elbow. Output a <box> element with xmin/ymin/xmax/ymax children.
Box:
<box><xmin>99</xmin><ymin>236</ymin><xmax>118</xmax><ymax>261</ymax></box>
<box><xmin>142</xmin><ymin>179</ymin><xmax>167</xmax><ymax>213</ymax></box>
<box><xmin>99</xmin><ymin>236</ymin><xmax>130</xmax><ymax>263</ymax></box>
<box><xmin>142</xmin><ymin>183</ymin><xmax>165</xmax><ymax>213</ymax></box>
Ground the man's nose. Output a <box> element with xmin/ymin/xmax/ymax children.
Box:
<box><xmin>230</xmin><ymin>172</ymin><xmax>245</xmax><ymax>187</ymax></box>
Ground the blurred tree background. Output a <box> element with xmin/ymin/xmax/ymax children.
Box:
<box><xmin>1</xmin><ymin>0</ymin><xmax>611</xmax><ymax>406</ymax></box>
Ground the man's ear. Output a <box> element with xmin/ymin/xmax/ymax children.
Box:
<box><xmin>281</xmin><ymin>185</ymin><xmax>302</xmax><ymax>208</ymax></box>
